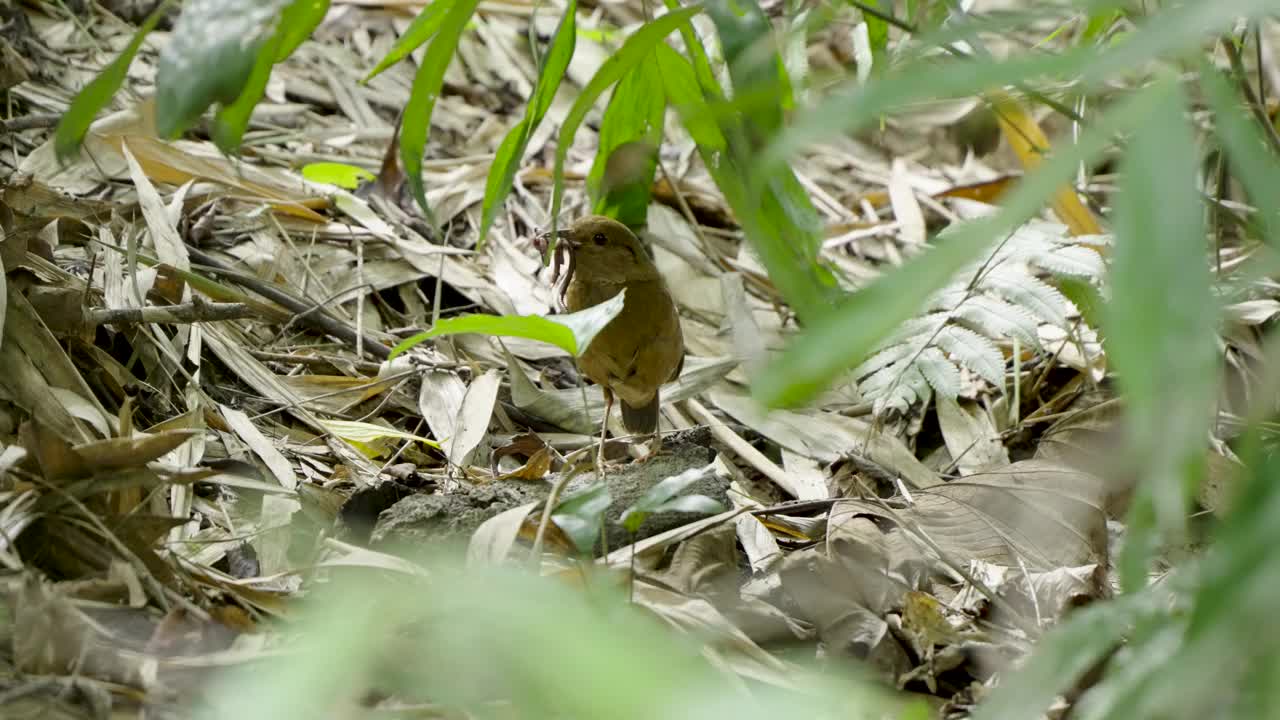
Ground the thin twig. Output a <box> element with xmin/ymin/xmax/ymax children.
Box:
<box><xmin>88</xmin><ymin>299</ymin><xmax>254</xmax><ymax>326</ymax></box>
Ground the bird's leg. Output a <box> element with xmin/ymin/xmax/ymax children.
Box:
<box><xmin>597</xmin><ymin>388</ymin><xmax>614</xmax><ymax>474</ymax></box>
<box><xmin>629</xmin><ymin>428</ymin><xmax>670</xmax><ymax>463</ymax></box>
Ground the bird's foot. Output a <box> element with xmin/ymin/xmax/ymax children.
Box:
<box><xmin>627</xmin><ymin>434</ymin><xmax>669</xmax><ymax>463</ymax></box>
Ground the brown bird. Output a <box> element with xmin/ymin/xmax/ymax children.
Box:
<box><xmin>537</xmin><ymin>215</ymin><xmax>684</xmax><ymax>464</ymax></box>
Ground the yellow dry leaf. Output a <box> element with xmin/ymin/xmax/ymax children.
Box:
<box><xmin>989</xmin><ymin>92</ymin><xmax>1104</xmax><ymax>239</ymax></box>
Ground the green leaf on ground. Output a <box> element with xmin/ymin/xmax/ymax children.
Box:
<box><xmin>390</xmin><ymin>289</ymin><xmax>627</xmax><ymax>360</ymax></box>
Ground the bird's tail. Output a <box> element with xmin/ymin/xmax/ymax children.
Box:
<box><xmin>620</xmin><ymin>393</ymin><xmax>660</xmax><ymax>435</ymax></box>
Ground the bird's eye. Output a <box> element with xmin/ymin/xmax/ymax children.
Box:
<box><xmin>593</xmin><ymin>233</ymin><xmax>607</xmax><ymax>246</ymax></box>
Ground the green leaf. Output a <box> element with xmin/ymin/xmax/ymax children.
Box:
<box><xmin>478</xmin><ymin>0</ymin><xmax>577</xmax><ymax>245</ymax></box>
<box><xmin>705</xmin><ymin>0</ymin><xmax>788</xmax><ymax>138</ymax></box>
<box><xmin>861</xmin><ymin>0</ymin><xmax>891</xmax><ymax>68</ymax></box>
<box><xmin>1058</xmin><ymin>277</ymin><xmax>1106</xmax><ymax>334</ymax></box>
<box><xmin>1201</xmin><ymin>64</ymin><xmax>1280</xmax><ymax>248</ymax></box>
<box><xmin>619</xmin><ymin>466</ymin><xmax>717</xmax><ymax>533</ymax></box>
<box><xmin>389</xmin><ymin>289</ymin><xmax>627</xmax><ymax>360</ymax></box>
<box><xmin>212</xmin><ymin>0</ymin><xmax>328</xmax><ymax>152</ymax></box>
<box><xmin>649</xmin><ymin>494</ymin><xmax>725</xmax><ymax>516</ymax></box>
<box><xmin>656</xmin><ymin>43</ymin><xmax>839</xmax><ymax>324</ymax></box>
<box><xmin>1104</xmin><ymin>79</ymin><xmax>1217</xmax><ymax>583</ymax></box>
<box><xmin>274</xmin><ymin>0</ymin><xmax>329</xmax><ymax>61</ymax></box>
<box><xmin>1081</xmin><ymin>7</ymin><xmax>1122</xmax><ymax>42</ymax></box>
<box><xmin>400</xmin><ymin>0</ymin><xmax>481</xmax><ymax>222</ymax></box>
<box><xmin>155</xmin><ymin>0</ymin><xmax>290</xmax><ymax>139</ymax></box>
<box><xmin>55</xmin><ymin>3</ymin><xmax>168</xmax><ymax>160</ymax></box>
<box><xmin>363</xmin><ymin>0</ymin><xmax>458</xmax><ymax>82</ymax></box>
<box><xmin>660</xmin><ymin>0</ymin><xmax>722</xmax><ymax>98</ymax></box>
<box><xmin>702</xmin><ymin>0</ymin><xmax>841</xmax><ymax>324</ymax></box>
<box><xmin>752</xmin><ymin>83</ymin><xmax>1166</xmax><ymax>408</ymax></box>
<box><xmin>551</xmin><ymin>484</ymin><xmax>612</xmax><ymax>556</ymax></box>
<box><xmin>654</xmin><ymin>44</ymin><xmax>726</xmax><ymax>152</ymax></box>
<box><xmin>550</xmin><ymin>6</ymin><xmax>702</xmax><ymax>232</ymax></box>
<box><xmin>301</xmin><ymin>162</ymin><xmax>375</xmax><ymax>189</ymax></box>
<box><xmin>587</xmin><ymin>56</ymin><xmax>666</xmax><ymax>228</ymax></box>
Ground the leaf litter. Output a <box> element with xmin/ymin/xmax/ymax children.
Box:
<box><xmin>0</xmin><ymin>0</ymin><xmax>1257</xmax><ymax>717</ymax></box>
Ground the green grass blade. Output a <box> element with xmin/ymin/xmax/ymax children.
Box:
<box><xmin>478</xmin><ymin>0</ymin><xmax>577</xmax><ymax>245</ymax></box>
<box><xmin>54</xmin><ymin>3</ymin><xmax>168</xmax><ymax>160</ymax></box>
<box><xmin>970</xmin><ymin>591</ymin><xmax>1164</xmax><ymax>720</ymax></box>
<box><xmin>654</xmin><ymin>45</ymin><xmax>726</xmax><ymax>152</ymax></box>
<box><xmin>363</xmin><ymin>0</ymin><xmax>458</xmax><ymax>83</ymax></box>
<box><xmin>549</xmin><ymin>6</ymin><xmax>702</xmax><ymax>232</ymax></box>
<box><xmin>751</xmin><ymin>83</ymin><xmax>1165</xmax><ymax>408</ymax></box>
<box><xmin>400</xmin><ymin>0</ymin><xmax>482</xmax><ymax>222</ymax></box>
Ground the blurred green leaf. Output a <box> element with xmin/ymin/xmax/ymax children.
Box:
<box><xmin>54</xmin><ymin>3</ymin><xmax>168</xmax><ymax>160</ymax></box>
<box><xmin>761</xmin><ymin>0</ymin><xmax>1276</xmax><ymax>177</ymax></box>
<box><xmin>212</xmin><ymin>0</ymin><xmax>328</xmax><ymax>152</ymax></box>
<box><xmin>363</xmin><ymin>0</ymin><xmax>457</xmax><ymax>82</ymax></box>
<box><xmin>389</xmin><ymin>289</ymin><xmax>627</xmax><ymax>360</ymax></box>
<box><xmin>400</xmin><ymin>0</ymin><xmax>482</xmax><ymax>222</ymax></box>
<box><xmin>1201</xmin><ymin>64</ymin><xmax>1280</xmax><ymax>248</ymax></box>
<box><xmin>301</xmin><ymin>162</ymin><xmax>375</xmax><ymax>189</ymax></box>
<box><xmin>704</xmin><ymin>0</ymin><xmax>836</xmax><ymax>322</ymax></box>
<box><xmin>1105</xmin><ymin>79</ymin><xmax>1217</xmax><ymax>588</ymax></box>
<box><xmin>657</xmin><ymin>36</ymin><xmax>839</xmax><ymax>324</ymax></box>
<box><xmin>551</xmin><ymin>484</ymin><xmax>612</xmax><ymax>556</ymax></box>
<box><xmin>591</xmin><ymin>141</ymin><xmax>660</xmax><ymax>229</ymax></box>
<box><xmin>971</xmin><ymin>589</ymin><xmax>1165</xmax><ymax>720</ymax></box>
<box><xmin>752</xmin><ymin>84</ymin><xmax>1165</xmax><ymax>408</ymax></box>
<box><xmin>550</xmin><ymin>6</ymin><xmax>701</xmax><ymax>231</ymax></box>
<box><xmin>1058</xmin><ymin>277</ymin><xmax>1106</xmax><ymax>335</ymax></box>
<box><xmin>478</xmin><ymin>0</ymin><xmax>577</xmax><ymax>245</ymax></box>
<box><xmin>1082</xmin><ymin>7</ymin><xmax>1123</xmax><ymax>42</ymax></box>
<box><xmin>1071</xmin><ymin>448</ymin><xmax>1280</xmax><ymax>720</ymax></box>
<box><xmin>587</xmin><ymin>56</ymin><xmax>665</xmax><ymax>228</ymax></box>
<box><xmin>155</xmin><ymin>0</ymin><xmax>289</xmax><ymax>139</ymax></box>
<box><xmin>196</xmin><ymin>562</ymin><xmax>908</xmax><ymax>720</ymax></box>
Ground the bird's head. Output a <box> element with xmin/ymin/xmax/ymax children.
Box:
<box><xmin>534</xmin><ymin>215</ymin><xmax>656</xmax><ymax>284</ymax></box>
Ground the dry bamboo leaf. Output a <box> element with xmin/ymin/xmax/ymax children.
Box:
<box><xmin>936</xmin><ymin>396</ymin><xmax>1009</xmax><ymax>475</ymax></box>
<box><xmin>447</xmin><ymin>369</ymin><xmax>502</xmax><ymax>468</ymax></box>
<box><xmin>219</xmin><ymin>406</ymin><xmax>297</xmax><ymax>490</ymax></box>
<box><xmin>831</xmin><ymin>459</ymin><xmax>1109</xmax><ymax>570</ymax></box>
<box><xmin>467</xmin><ymin>500</ymin><xmax>540</xmax><ymax>565</ymax></box>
